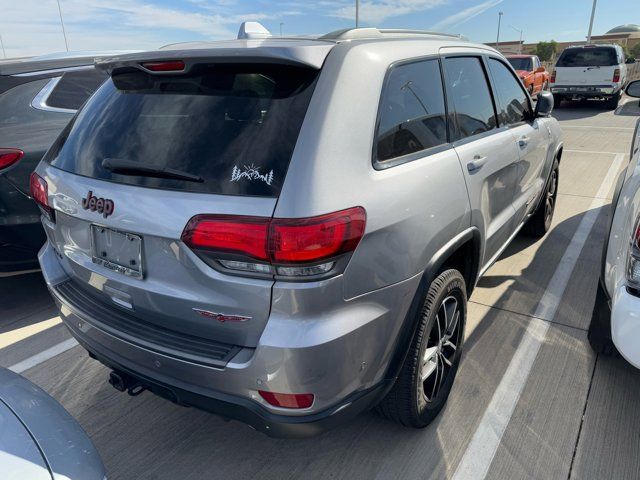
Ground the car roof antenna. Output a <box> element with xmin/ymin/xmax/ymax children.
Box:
<box><xmin>237</xmin><ymin>21</ymin><xmax>272</xmax><ymax>40</ymax></box>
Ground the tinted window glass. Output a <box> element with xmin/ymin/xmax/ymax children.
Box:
<box><xmin>45</xmin><ymin>64</ymin><xmax>318</xmax><ymax>197</ymax></box>
<box><xmin>556</xmin><ymin>47</ymin><xmax>617</xmax><ymax>67</ymax></box>
<box><xmin>46</xmin><ymin>69</ymin><xmax>108</xmax><ymax>110</ymax></box>
<box><xmin>507</xmin><ymin>57</ymin><xmax>533</xmax><ymax>71</ymax></box>
<box><xmin>376</xmin><ymin>59</ymin><xmax>447</xmax><ymax>162</ymax></box>
<box><xmin>443</xmin><ymin>57</ymin><xmax>497</xmax><ymax>141</ymax></box>
<box><xmin>487</xmin><ymin>58</ymin><xmax>531</xmax><ymax>125</ymax></box>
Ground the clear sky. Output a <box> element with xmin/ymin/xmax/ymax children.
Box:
<box><xmin>1</xmin><ymin>0</ymin><xmax>637</xmax><ymax>58</ymax></box>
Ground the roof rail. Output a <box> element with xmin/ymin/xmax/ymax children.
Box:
<box><xmin>320</xmin><ymin>28</ymin><xmax>467</xmax><ymax>41</ymax></box>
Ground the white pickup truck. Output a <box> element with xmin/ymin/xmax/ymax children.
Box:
<box><xmin>550</xmin><ymin>44</ymin><xmax>634</xmax><ymax>109</ymax></box>
<box><xmin>590</xmin><ymin>80</ymin><xmax>640</xmax><ymax>366</ymax></box>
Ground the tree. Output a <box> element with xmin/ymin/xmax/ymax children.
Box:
<box><xmin>535</xmin><ymin>40</ymin><xmax>558</xmax><ymax>62</ymax></box>
<box><xmin>630</xmin><ymin>42</ymin><xmax>640</xmax><ymax>59</ymax></box>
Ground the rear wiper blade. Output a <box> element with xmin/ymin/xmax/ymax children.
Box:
<box><xmin>102</xmin><ymin>158</ymin><xmax>204</xmax><ymax>183</ymax></box>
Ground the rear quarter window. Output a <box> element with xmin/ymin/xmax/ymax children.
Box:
<box><xmin>46</xmin><ymin>69</ymin><xmax>108</xmax><ymax>110</ymax></box>
<box><xmin>44</xmin><ymin>64</ymin><xmax>319</xmax><ymax>197</ymax></box>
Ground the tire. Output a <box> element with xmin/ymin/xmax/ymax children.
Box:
<box><xmin>523</xmin><ymin>159</ymin><xmax>559</xmax><ymax>237</ymax></box>
<box><xmin>552</xmin><ymin>94</ymin><xmax>563</xmax><ymax>108</ymax></box>
<box><xmin>377</xmin><ymin>269</ymin><xmax>466</xmax><ymax>427</ymax></box>
<box><xmin>588</xmin><ymin>280</ymin><xmax>619</xmax><ymax>356</ymax></box>
<box><xmin>606</xmin><ymin>92</ymin><xmax>620</xmax><ymax>110</ymax></box>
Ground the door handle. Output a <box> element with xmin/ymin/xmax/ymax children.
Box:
<box><xmin>467</xmin><ymin>155</ymin><xmax>488</xmax><ymax>172</ymax></box>
<box><xmin>518</xmin><ymin>136</ymin><xmax>530</xmax><ymax>148</ymax></box>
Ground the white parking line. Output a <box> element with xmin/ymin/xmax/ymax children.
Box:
<box><xmin>452</xmin><ymin>152</ymin><xmax>626</xmax><ymax>480</ymax></box>
<box><xmin>561</xmin><ymin>125</ymin><xmax>634</xmax><ymax>130</ymax></box>
<box><xmin>0</xmin><ymin>268</ymin><xmax>41</xmax><ymax>278</ymax></box>
<box><xmin>9</xmin><ymin>338</ymin><xmax>78</xmax><ymax>374</ymax></box>
<box><xmin>565</xmin><ymin>149</ymin><xmax>626</xmax><ymax>155</ymax></box>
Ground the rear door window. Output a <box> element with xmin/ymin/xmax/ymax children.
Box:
<box><xmin>443</xmin><ymin>57</ymin><xmax>497</xmax><ymax>141</ymax></box>
<box><xmin>507</xmin><ymin>57</ymin><xmax>533</xmax><ymax>71</ymax></box>
<box><xmin>487</xmin><ymin>58</ymin><xmax>532</xmax><ymax>126</ymax></box>
<box><xmin>556</xmin><ymin>47</ymin><xmax>618</xmax><ymax>67</ymax></box>
<box><xmin>375</xmin><ymin>58</ymin><xmax>447</xmax><ymax>163</ymax></box>
<box><xmin>45</xmin><ymin>64</ymin><xmax>319</xmax><ymax>197</ymax></box>
<box><xmin>46</xmin><ymin>69</ymin><xmax>108</xmax><ymax>110</ymax></box>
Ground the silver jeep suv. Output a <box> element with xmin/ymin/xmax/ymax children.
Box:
<box><xmin>34</xmin><ymin>25</ymin><xmax>562</xmax><ymax>437</ymax></box>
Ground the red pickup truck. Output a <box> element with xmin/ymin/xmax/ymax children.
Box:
<box><xmin>506</xmin><ymin>54</ymin><xmax>550</xmax><ymax>96</ymax></box>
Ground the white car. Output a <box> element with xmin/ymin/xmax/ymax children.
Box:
<box><xmin>550</xmin><ymin>44</ymin><xmax>633</xmax><ymax>109</ymax></box>
<box><xmin>590</xmin><ymin>80</ymin><xmax>640</xmax><ymax>365</ymax></box>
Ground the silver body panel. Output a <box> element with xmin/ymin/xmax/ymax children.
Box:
<box><xmin>38</xmin><ymin>35</ymin><xmax>562</xmax><ymax>423</ymax></box>
<box><xmin>0</xmin><ymin>368</ymin><xmax>105</xmax><ymax>480</ymax></box>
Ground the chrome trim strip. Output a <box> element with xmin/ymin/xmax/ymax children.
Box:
<box><xmin>30</xmin><ymin>76</ymin><xmax>77</xmax><ymax>114</ymax></box>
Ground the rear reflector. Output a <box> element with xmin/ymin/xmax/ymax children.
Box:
<box><xmin>258</xmin><ymin>390</ymin><xmax>314</xmax><ymax>409</ymax></box>
<box><xmin>141</xmin><ymin>60</ymin><xmax>185</xmax><ymax>72</ymax></box>
<box><xmin>613</xmin><ymin>68</ymin><xmax>621</xmax><ymax>83</ymax></box>
<box><xmin>181</xmin><ymin>207</ymin><xmax>366</xmax><ymax>274</ymax></box>
<box><xmin>29</xmin><ymin>172</ymin><xmax>53</xmax><ymax>219</ymax></box>
<box><xmin>0</xmin><ymin>148</ymin><xmax>24</xmax><ymax>170</ymax></box>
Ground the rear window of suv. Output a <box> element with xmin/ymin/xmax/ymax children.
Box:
<box><xmin>556</xmin><ymin>47</ymin><xmax>617</xmax><ymax>67</ymax></box>
<box><xmin>44</xmin><ymin>63</ymin><xmax>319</xmax><ymax>197</ymax></box>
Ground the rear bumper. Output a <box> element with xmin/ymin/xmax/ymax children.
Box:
<box><xmin>40</xmin><ymin>241</ymin><xmax>418</xmax><ymax>437</ymax></box>
<box><xmin>610</xmin><ymin>284</ymin><xmax>640</xmax><ymax>369</ymax></box>
<box><xmin>79</xmin><ymin>341</ymin><xmax>389</xmax><ymax>438</ymax></box>
<box><xmin>550</xmin><ymin>85</ymin><xmax>620</xmax><ymax>97</ymax></box>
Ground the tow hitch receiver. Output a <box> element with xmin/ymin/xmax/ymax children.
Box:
<box><xmin>108</xmin><ymin>370</ymin><xmax>147</xmax><ymax>396</ymax></box>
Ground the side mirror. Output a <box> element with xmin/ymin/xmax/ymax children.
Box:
<box><xmin>535</xmin><ymin>91</ymin><xmax>554</xmax><ymax>117</ymax></box>
<box><xmin>0</xmin><ymin>149</ymin><xmax>24</xmax><ymax>175</ymax></box>
<box><xmin>535</xmin><ymin>66</ymin><xmax>546</xmax><ymax>73</ymax></box>
<box><xmin>626</xmin><ymin>57</ymin><xmax>636</xmax><ymax>64</ymax></box>
<box><xmin>627</xmin><ymin>80</ymin><xmax>640</xmax><ymax>98</ymax></box>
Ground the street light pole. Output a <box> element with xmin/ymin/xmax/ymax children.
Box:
<box><xmin>496</xmin><ymin>11</ymin><xmax>503</xmax><ymax>46</ymax></box>
<box><xmin>355</xmin><ymin>0</ymin><xmax>359</xmax><ymax>28</ymax></box>
<box><xmin>0</xmin><ymin>34</ymin><xmax>6</xmax><ymax>59</ymax></box>
<box><xmin>587</xmin><ymin>0</ymin><xmax>597</xmax><ymax>44</ymax></box>
<box><xmin>510</xmin><ymin>25</ymin><xmax>523</xmax><ymax>53</ymax></box>
<box><xmin>280</xmin><ymin>22</ymin><xmax>284</xmax><ymax>37</ymax></box>
<box><xmin>56</xmin><ymin>0</ymin><xmax>69</xmax><ymax>52</ymax></box>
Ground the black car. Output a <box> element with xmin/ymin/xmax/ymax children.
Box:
<box><xmin>0</xmin><ymin>54</ymin><xmax>113</xmax><ymax>272</ymax></box>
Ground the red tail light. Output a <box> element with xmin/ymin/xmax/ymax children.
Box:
<box><xmin>550</xmin><ymin>69</ymin><xmax>556</xmax><ymax>83</ymax></box>
<box><xmin>181</xmin><ymin>207</ymin><xmax>366</xmax><ymax>277</ymax></box>
<box><xmin>259</xmin><ymin>390</ymin><xmax>314</xmax><ymax>409</ymax></box>
<box><xmin>0</xmin><ymin>148</ymin><xmax>24</xmax><ymax>170</ymax></box>
<box><xmin>29</xmin><ymin>172</ymin><xmax>53</xmax><ymax>219</ymax></box>
<box><xmin>270</xmin><ymin>209</ymin><xmax>366</xmax><ymax>263</ymax></box>
<box><xmin>613</xmin><ymin>68</ymin><xmax>621</xmax><ymax>83</ymax></box>
<box><xmin>141</xmin><ymin>60</ymin><xmax>185</xmax><ymax>72</ymax></box>
<box><xmin>182</xmin><ymin>215</ymin><xmax>269</xmax><ymax>261</ymax></box>
<box><xmin>627</xmin><ymin>215</ymin><xmax>640</xmax><ymax>286</ymax></box>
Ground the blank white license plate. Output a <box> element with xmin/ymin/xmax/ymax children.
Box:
<box><xmin>91</xmin><ymin>225</ymin><xmax>143</xmax><ymax>278</ymax></box>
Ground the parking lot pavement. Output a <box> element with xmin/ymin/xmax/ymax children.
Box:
<box><xmin>1</xmin><ymin>97</ymin><xmax>640</xmax><ymax>480</ymax></box>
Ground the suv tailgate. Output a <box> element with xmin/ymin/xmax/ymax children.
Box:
<box><xmin>39</xmin><ymin>60</ymin><xmax>320</xmax><ymax>349</ymax></box>
<box><xmin>554</xmin><ymin>46</ymin><xmax>618</xmax><ymax>86</ymax></box>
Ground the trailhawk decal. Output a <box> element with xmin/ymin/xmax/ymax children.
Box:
<box><xmin>230</xmin><ymin>164</ymin><xmax>274</xmax><ymax>186</ymax></box>
<box><xmin>192</xmin><ymin>308</ymin><xmax>251</xmax><ymax>323</ymax></box>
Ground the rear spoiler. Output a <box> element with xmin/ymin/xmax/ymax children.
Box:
<box><xmin>95</xmin><ymin>45</ymin><xmax>335</xmax><ymax>75</ymax></box>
